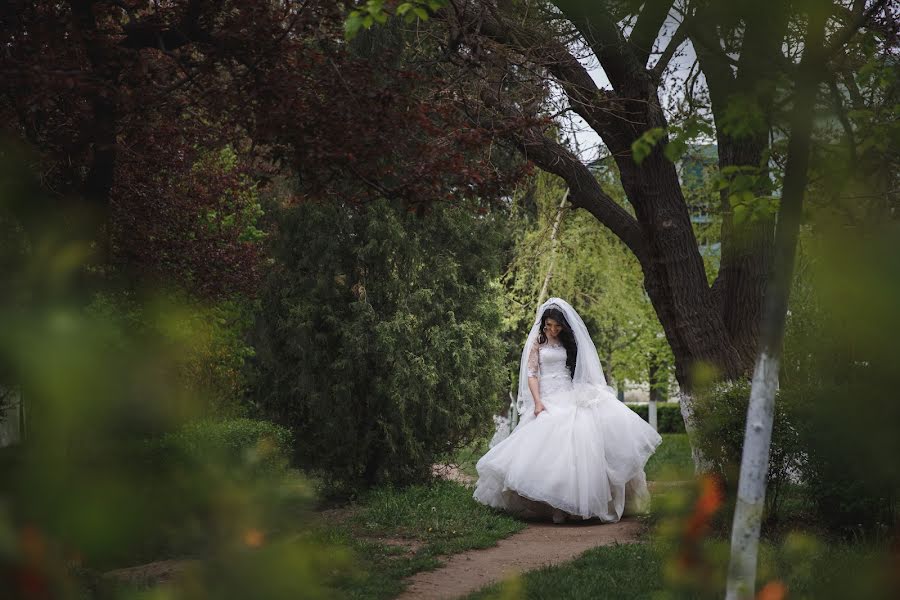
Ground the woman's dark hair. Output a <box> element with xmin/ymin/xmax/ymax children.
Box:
<box><xmin>538</xmin><ymin>308</ymin><xmax>577</xmax><ymax>378</ymax></box>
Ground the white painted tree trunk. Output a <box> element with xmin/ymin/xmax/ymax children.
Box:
<box><xmin>648</xmin><ymin>398</ymin><xmax>658</xmax><ymax>431</ymax></box>
<box><xmin>723</xmin><ymin>4</ymin><xmax>828</xmax><ymax>595</ymax></box>
<box><xmin>678</xmin><ymin>392</ymin><xmax>712</xmax><ymax>473</ymax></box>
<box><xmin>725</xmin><ymin>352</ymin><xmax>779</xmax><ymax>600</ymax></box>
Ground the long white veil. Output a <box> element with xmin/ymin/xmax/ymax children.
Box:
<box><xmin>516</xmin><ymin>297</ymin><xmax>616</xmax><ymax>415</ymax></box>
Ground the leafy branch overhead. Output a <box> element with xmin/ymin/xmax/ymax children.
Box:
<box><xmin>336</xmin><ymin>0</ymin><xmax>894</xmax><ymax>389</ymax></box>
<box><xmin>345</xmin><ymin>0</ymin><xmax>447</xmax><ymax>39</ymax></box>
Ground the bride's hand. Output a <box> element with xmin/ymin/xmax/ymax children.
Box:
<box><xmin>533</xmin><ymin>401</ymin><xmax>545</xmax><ymax>416</ymax></box>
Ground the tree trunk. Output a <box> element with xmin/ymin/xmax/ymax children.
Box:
<box><xmin>648</xmin><ymin>355</ymin><xmax>661</xmax><ymax>430</ymax></box>
<box><xmin>693</xmin><ymin>4</ymin><xmax>789</xmax><ymax>369</ymax></box>
<box><xmin>615</xmin><ymin>148</ymin><xmax>746</xmax><ymax>386</ymax></box>
<box><xmin>714</xmin><ymin>135</ymin><xmax>775</xmax><ymax>367</ymax></box>
<box><xmin>453</xmin><ymin>1</ymin><xmax>756</xmax><ymax>391</ymax></box>
<box><xmin>648</xmin><ymin>355</ymin><xmax>662</xmax><ymax>403</ymax></box>
<box><xmin>678</xmin><ymin>392</ymin><xmax>711</xmax><ymax>472</ymax></box>
<box><xmin>725</xmin><ymin>6</ymin><xmax>826</xmax><ymax>596</ymax></box>
<box><xmin>726</xmin><ymin>352</ymin><xmax>779</xmax><ymax>599</ymax></box>
<box><xmin>70</xmin><ymin>0</ymin><xmax>121</xmax><ymax>263</ymax></box>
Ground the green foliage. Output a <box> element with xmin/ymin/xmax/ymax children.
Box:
<box><xmin>630</xmin><ymin>117</ymin><xmax>716</xmax><ymax>165</ymax></box>
<box><xmin>255</xmin><ymin>199</ymin><xmax>507</xmax><ymax>488</ymax></box>
<box><xmin>687</xmin><ymin>225</ymin><xmax>900</xmax><ymax>539</ymax></box>
<box><xmin>663</xmin><ymin>116</ymin><xmax>716</xmax><ymax>163</ymax></box>
<box><xmin>644</xmin><ymin>433</ymin><xmax>694</xmax><ymax>482</ymax></box>
<box><xmin>0</xmin><ymin>273</ymin><xmax>340</xmax><ymax>597</ymax></box>
<box><xmin>345</xmin><ymin>0</ymin><xmax>446</xmax><ymax>40</ymax></box>
<box><xmin>148</xmin><ymin>418</ymin><xmax>293</xmax><ymax>473</ymax></box>
<box><xmin>778</xmin><ymin>227</ymin><xmax>900</xmax><ymax>538</ymax></box>
<box><xmin>692</xmin><ymin>380</ymin><xmax>803</xmax><ymax>524</ymax></box>
<box><xmin>715</xmin><ymin>165</ymin><xmax>779</xmax><ymax>226</ymax></box>
<box><xmin>501</xmin><ymin>170</ymin><xmax>674</xmax><ymax>390</ymax></box>
<box><xmin>719</xmin><ymin>92</ymin><xmax>767</xmax><ymax>139</ymax></box>
<box><xmin>630</xmin><ymin>127</ymin><xmax>666</xmax><ymax>164</ymax></box>
<box><xmin>123</xmin><ymin>419</ymin><xmax>309</xmax><ymax>569</ymax></box>
<box><xmin>85</xmin><ymin>291</ymin><xmax>257</xmax><ymax>416</ymax></box>
<box><xmin>196</xmin><ymin>146</ymin><xmax>267</xmax><ymax>244</ymax></box>
<box><xmin>625</xmin><ymin>402</ymin><xmax>686</xmax><ymax>434</ymax></box>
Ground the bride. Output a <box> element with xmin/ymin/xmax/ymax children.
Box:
<box><xmin>473</xmin><ymin>297</ymin><xmax>662</xmax><ymax>523</ymax></box>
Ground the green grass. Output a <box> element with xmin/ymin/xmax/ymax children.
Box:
<box><xmin>466</xmin><ymin>536</ymin><xmax>896</xmax><ymax>600</ymax></box>
<box><xmin>319</xmin><ymin>480</ymin><xmax>525</xmax><ymax>599</ymax></box>
<box><xmin>466</xmin><ymin>542</ymin><xmax>663</xmax><ymax>599</ymax></box>
<box><xmin>452</xmin><ymin>437</ymin><xmax>491</xmax><ymax>480</ymax></box>
<box><xmin>646</xmin><ymin>433</ymin><xmax>694</xmax><ymax>481</ymax></box>
<box><xmin>352</xmin><ymin>479</ymin><xmax>525</xmax><ymax>555</ymax></box>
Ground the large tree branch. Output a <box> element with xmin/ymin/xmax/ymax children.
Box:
<box><xmin>517</xmin><ymin>128</ymin><xmax>649</xmax><ymax>267</ymax></box>
<box><xmin>476</xmin><ymin>119</ymin><xmax>651</xmax><ymax>270</ymax></box>
<box><xmin>462</xmin><ymin>5</ymin><xmax>648</xmax><ymax>165</ymax></box>
<box><xmin>463</xmin><ymin>7</ymin><xmax>633</xmax><ymax>149</ymax></box>
<box><xmin>689</xmin><ymin>13</ymin><xmax>735</xmax><ymax>111</ymax></box>
<box><xmin>650</xmin><ymin>14</ymin><xmax>689</xmax><ymax>81</ymax></box>
<box><xmin>551</xmin><ymin>0</ymin><xmax>650</xmax><ymax>95</ymax></box>
<box><xmin>828</xmin><ymin>75</ymin><xmax>858</xmax><ymax>165</ymax></box>
<box><xmin>471</xmin><ymin>87</ymin><xmax>649</xmax><ymax>266</ymax></box>
<box><xmin>628</xmin><ymin>0</ymin><xmax>676</xmax><ymax>67</ymax></box>
<box><xmin>824</xmin><ymin>0</ymin><xmax>890</xmax><ymax>59</ymax></box>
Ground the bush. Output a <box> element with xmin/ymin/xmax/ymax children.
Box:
<box><xmin>692</xmin><ymin>380</ymin><xmax>803</xmax><ymax>524</ymax></box>
<box><xmin>125</xmin><ymin>418</ymin><xmax>300</xmax><ymax>566</ymax></box>
<box><xmin>86</xmin><ymin>292</ymin><xmax>257</xmax><ymax>417</ymax></box>
<box><xmin>148</xmin><ymin>418</ymin><xmax>293</xmax><ymax>472</ymax></box>
<box><xmin>254</xmin><ymin>199</ymin><xmax>507</xmax><ymax>488</ymax></box>
<box><xmin>625</xmin><ymin>402</ymin><xmax>685</xmax><ymax>433</ymax></box>
<box><xmin>774</xmin><ymin>229</ymin><xmax>900</xmax><ymax>538</ymax></box>
<box><xmin>690</xmin><ymin>377</ymin><xmax>897</xmax><ymax>537</ymax></box>
<box><xmin>784</xmin><ymin>382</ymin><xmax>898</xmax><ymax>537</ymax></box>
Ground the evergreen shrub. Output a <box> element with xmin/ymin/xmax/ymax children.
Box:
<box><xmin>692</xmin><ymin>380</ymin><xmax>803</xmax><ymax>524</ymax></box>
<box><xmin>149</xmin><ymin>418</ymin><xmax>293</xmax><ymax>472</ymax></box>
<box><xmin>254</xmin><ymin>199</ymin><xmax>507</xmax><ymax>488</ymax></box>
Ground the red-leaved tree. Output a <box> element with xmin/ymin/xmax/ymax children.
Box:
<box><xmin>1</xmin><ymin>0</ymin><xmax>525</xmax><ymax>297</ymax></box>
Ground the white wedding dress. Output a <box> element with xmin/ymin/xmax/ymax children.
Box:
<box><xmin>473</xmin><ymin>299</ymin><xmax>662</xmax><ymax>522</ymax></box>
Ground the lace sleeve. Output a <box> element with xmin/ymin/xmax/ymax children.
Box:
<box><xmin>526</xmin><ymin>344</ymin><xmax>540</xmax><ymax>378</ymax></box>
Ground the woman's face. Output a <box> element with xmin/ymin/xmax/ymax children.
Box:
<box><xmin>543</xmin><ymin>318</ymin><xmax>562</xmax><ymax>340</ymax></box>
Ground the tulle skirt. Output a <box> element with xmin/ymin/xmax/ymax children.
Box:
<box><xmin>473</xmin><ymin>384</ymin><xmax>662</xmax><ymax>522</ymax></box>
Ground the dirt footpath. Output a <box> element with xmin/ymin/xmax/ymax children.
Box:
<box><xmin>397</xmin><ymin>517</ymin><xmax>643</xmax><ymax>600</ymax></box>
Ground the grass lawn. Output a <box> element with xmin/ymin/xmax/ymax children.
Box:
<box><xmin>317</xmin><ymin>480</ymin><xmax>525</xmax><ymax>599</ymax></box>
<box><xmin>453</xmin><ymin>437</ymin><xmax>491</xmax><ymax>480</ymax></box>
<box><xmin>466</xmin><ymin>536</ymin><xmax>895</xmax><ymax>600</ymax></box>
<box><xmin>646</xmin><ymin>432</ymin><xmax>694</xmax><ymax>481</ymax></box>
<box><xmin>466</xmin><ymin>542</ymin><xmax>663</xmax><ymax>599</ymax></box>
<box><xmin>321</xmin><ymin>429</ymin><xmax>694</xmax><ymax>598</ymax></box>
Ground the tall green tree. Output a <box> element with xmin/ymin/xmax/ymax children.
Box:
<box><xmin>254</xmin><ymin>199</ymin><xmax>508</xmax><ymax>487</ymax></box>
